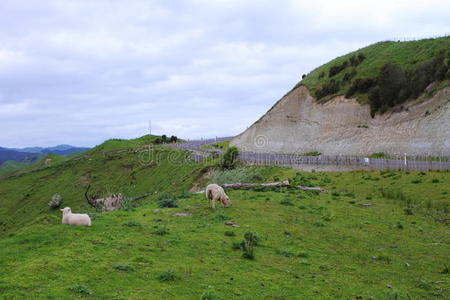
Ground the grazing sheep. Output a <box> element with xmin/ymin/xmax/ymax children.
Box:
<box><xmin>60</xmin><ymin>207</ymin><xmax>91</xmax><ymax>226</ymax></box>
<box><xmin>205</xmin><ymin>184</ymin><xmax>231</xmax><ymax>209</ymax></box>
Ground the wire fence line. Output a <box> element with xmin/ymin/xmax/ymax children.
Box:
<box><xmin>170</xmin><ymin>137</ymin><xmax>450</xmax><ymax>171</ymax></box>
<box><xmin>237</xmin><ymin>152</ymin><xmax>450</xmax><ymax>172</ymax></box>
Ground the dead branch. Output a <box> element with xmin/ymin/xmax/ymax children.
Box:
<box><xmin>298</xmin><ymin>185</ymin><xmax>325</xmax><ymax>192</ymax></box>
<box><xmin>223</xmin><ymin>180</ymin><xmax>290</xmax><ymax>189</ymax></box>
<box><xmin>130</xmin><ymin>193</ymin><xmax>151</xmax><ymax>202</ymax></box>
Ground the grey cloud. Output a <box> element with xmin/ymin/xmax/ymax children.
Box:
<box><xmin>0</xmin><ymin>0</ymin><xmax>449</xmax><ymax>147</ymax></box>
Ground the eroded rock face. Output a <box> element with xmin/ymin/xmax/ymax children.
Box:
<box><xmin>231</xmin><ymin>86</ymin><xmax>450</xmax><ymax>156</ymax></box>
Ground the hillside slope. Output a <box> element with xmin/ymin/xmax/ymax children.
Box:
<box><xmin>0</xmin><ymin>135</ymin><xmax>202</xmax><ymax>236</ymax></box>
<box><xmin>231</xmin><ymin>86</ymin><xmax>450</xmax><ymax>155</ymax></box>
<box><xmin>0</xmin><ymin>133</ymin><xmax>449</xmax><ymax>298</ymax></box>
<box><xmin>231</xmin><ymin>37</ymin><xmax>450</xmax><ymax>156</ymax></box>
<box><xmin>301</xmin><ymin>36</ymin><xmax>450</xmax><ymax>109</ymax></box>
<box><xmin>0</xmin><ymin>168</ymin><xmax>449</xmax><ymax>299</ymax></box>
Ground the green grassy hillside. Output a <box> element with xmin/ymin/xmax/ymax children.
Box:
<box><xmin>300</xmin><ymin>36</ymin><xmax>450</xmax><ymax>114</ymax></box>
<box><xmin>0</xmin><ymin>143</ymin><xmax>449</xmax><ymax>299</ymax></box>
<box><xmin>0</xmin><ymin>153</ymin><xmax>68</xmax><ymax>179</ymax></box>
<box><xmin>0</xmin><ymin>135</ymin><xmax>203</xmax><ymax>236</ymax></box>
<box><xmin>0</xmin><ymin>160</ymin><xmax>28</xmax><ymax>174</ymax></box>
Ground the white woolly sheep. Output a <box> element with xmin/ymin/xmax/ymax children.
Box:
<box><xmin>205</xmin><ymin>184</ymin><xmax>232</xmax><ymax>209</ymax></box>
<box><xmin>60</xmin><ymin>207</ymin><xmax>91</xmax><ymax>226</ymax></box>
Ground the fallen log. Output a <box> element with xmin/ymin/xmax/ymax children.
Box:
<box><xmin>85</xmin><ymin>184</ymin><xmax>151</xmax><ymax>212</ymax></box>
<box><xmin>298</xmin><ymin>186</ymin><xmax>325</xmax><ymax>192</ymax></box>
<box><xmin>358</xmin><ymin>203</ymin><xmax>374</xmax><ymax>207</ymax></box>
<box><xmin>130</xmin><ymin>193</ymin><xmax>151</xmax><ymax>202</ymax></box>
<box><xmin>223</xmin><ymin>180</ymin><xmax>290</xmax><ymax>189</ymax></box>
<box><xmin>225</xmin><ymin>222</ymin><xmax>240</xmax><ymax>227</ymax></box>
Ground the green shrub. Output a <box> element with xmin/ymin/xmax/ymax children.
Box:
<box><xmin>380</xmin><ymin>188</ymin><xmax>412</xmax><ymax>204</ymax></box>
<box><xmin>201</xmin><ymin>289</ymin><xmax>222</xmax><ymax>300</ymax></box>
<box><xmin>113</xmin><ymin>263</ymin><xmax>135</xmax><ymax>272</ymax></box>
<box><xmin>158</xmin><ymin>194</ymin><xmax>178</xmax><ymax>208</ymax></box>
<box><xmin>177</xmin><ymin>190</ymin><xmax>191</xmax><ymax>198</ymax></box>
<box><xmin>68</xmin><ymin>284</ymin><xmax>92</xmax><ymax>295</ymax></box>
<box><xmin>280</xmin><ymin>197</ymin><xmax>294</xmax><ymax>206</ymax></box>
<box><xmin>231</xmin><ymin>242</ymin><xmax>242</xmax><ymax>250</ymax></box>
<box><xmin>302</xmin><ymin>151</ymin><xmax>321</xmax><ymax>156</ymax></box>
<box><xmin>121</xmin><ymin>197</ymin><xmax>140</xmax><ymax>211</ymax></box>
<box><xmin>313</xmin><ymin>221</ymin><xmax>325</xmax><ymax>227</ymax></box>
<box><xmin>123</xmin><ymin>219</ymin><xmax>142</xmax><ymax>227</ymax></box>
<box><xmin>153</xmin><ymin>226</ymin><xmax>170</xmax><ymax>236</ymax></box>
<box><xmin>416</xmin><ymin>279</ymin><xmax>432</xmax><ymax>290</ymax></box>
<box><xmin>316</xmin><ymin>79</ymin><xmax>340</xmax><ymax>99</ymax></box>
<box><xmin>220</xmin><ymin>146</ymin><xmax>239</xmax><ymax>170</ymax></box>
<box><xmin>214</xmin><ymin>211</ymin><xmax>230</xmax><ymax>221</ymax></box>
<box><xmin>276</xmin><ymin>249</ymin><xmax>296</xmax><ymax>258</ymax></box>
<box><xmin>342</xmin><ymin>69</ymin><xmax>357</xmax><ymax>82</ymax></box>
<box><xmin>404</xmin><ymin>208</ymin><xmax>414</xmax><ymax>215</ymax></box>
<box><xmin>224</xmin><ymin>231</ymin><xmax>236</xmax><ymax>237</ymax></box>
<box><xmin>158</xmin><ymin>269</ymin><xmax>178</xmax><ymax>282</ymax></box>
<box><xmin>329</xmin><ymin>61</ymin><xmax>349</xmax><ymax>77</ymax></box>
<box><xmin>239</xmin><ymin>232</ymin><xmax>259</xmax><ymax>260</ymax></box>
<box><xmin>369</xmin><ymin>152</ymin><xmax>389</xmax><ymax>158</ymax></box>
<box><xmin>345</xmin><ymin>77</ymin><xmax>376</xmax><ymax>98</ymax></box>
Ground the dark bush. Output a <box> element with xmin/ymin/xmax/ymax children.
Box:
<box><xmin>158</xmin><ymin>194</ymin><xmax>178</xmax><ymax>208</ymax></box>
<box><xmin>158</xmin><ymin>269</ymin><xmax>178</xmax><ymax>281</ymax></box>
<box><xmin>319</xmin><ymin>71</ymin><xmax>325</xmax><ymax>79</ymax></box>
<box><xmin>220</xmin><ymin>146</ymin><xmax>239</xmax><ymax>170</ymax></box>
<box><xmin>357</xmin><ymin>54</ymin><xmax>366</xmax><ymax>63</ymax></box>
<box><xmin>241</xmin><ymin>232</ymin><xmax>259</xmax><ymax>259</ymax></box>
<box><xmin>153</xmin><ymin>226</ymin><xmax>170</xmax><ymax>235</ymax></box>
<box><xmin>378</xmin><ymin>63</ymin><xmax>407</xmax><ymax>106</ymax></box>
<box><xmin>329</xmin><ymin>61</ymin><xmax>349</xmax><ymax>77</ymax></box>
<box><xmin>316</xmin><ymin>79</ymin><xmax>340</xmax><ymax>99</ymax></box>
<box><xmin>346</xmin><ymin>77</ymin><xmax>376</xmax><ymax>98</ymax></box>
<box><xmin>349</xmin><ymin>55</ymin><xmax>358</xmax><ymax>66</ymax></box>
<box><xmin>342</xmin><ymin>69</ymin><xmax>357</xmax><ymax>82</ymax></box>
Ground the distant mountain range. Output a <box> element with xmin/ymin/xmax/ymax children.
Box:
<box><xmin>0</xmin><ymin>145</ymin><xmax>90</xmax><ymax>164</ymax></box>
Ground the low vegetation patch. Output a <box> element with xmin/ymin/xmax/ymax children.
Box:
<box><xmin>158</xmin><ymin>269</ymin><xmax>179</xmax><ymax>282</ymax></box>
<box><xmin>158</xmin><ymin>194</ymin><xmax>178</xmax><ymax>208</ymax></box>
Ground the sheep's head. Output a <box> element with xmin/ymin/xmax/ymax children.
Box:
<box><xmin>222</xmin><ymin>196</ymin><xmax>232</xmax><ymax>207</ymax></box>
<box><xmin>60</xmin><ymin>207</ymin><xmax>72</xmax><ymax>215</ymax></box>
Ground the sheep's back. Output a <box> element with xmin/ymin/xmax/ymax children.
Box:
<box><xmin>67</xmin><ymin>213</ymin><xmax>91</xmax><ymax>226</ymax></box>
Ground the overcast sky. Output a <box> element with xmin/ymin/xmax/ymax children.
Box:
<box><xmin>1</xmin><ymin>0</ymin><xmax>449</xmax><ymax>147</ymax></box>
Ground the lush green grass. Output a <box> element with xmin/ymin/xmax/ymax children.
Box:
<box><xmin>300</xmin><ymin>36</ymin><xmax>450</xmax><ymax>103</ymax></box>
<box><xmin>0</xmin><ymin>153</ymin><xmax>68</xmax><ymax>178</ymax></box>
<box><xmin>87</xmin><ymin>134</ymin><xmax>161</xmax><ymax>153</ymax></box>
<box><xmin>0</xmin><ymin>136</ymin><xmax>203</xmax><ymax>236</ymax></box>
<box><xmin>0</xmin><ymin>160</ymin><xmax>29</xmax><ymax>174</ymax></box>
<box><xmin>0</xmin><ymin>152</ymin><xmax>449</xmax><ymax>299</ymax></box>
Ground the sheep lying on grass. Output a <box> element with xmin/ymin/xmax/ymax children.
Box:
<box><xmin>60</xmin><ymin>207</ymin><xmax>91</xmax><ymax>226</ymax></box>
<box><xmin>206</xmin><ymin>184</ymin><xmax>232</xmax><ymax>209</ymax></box>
